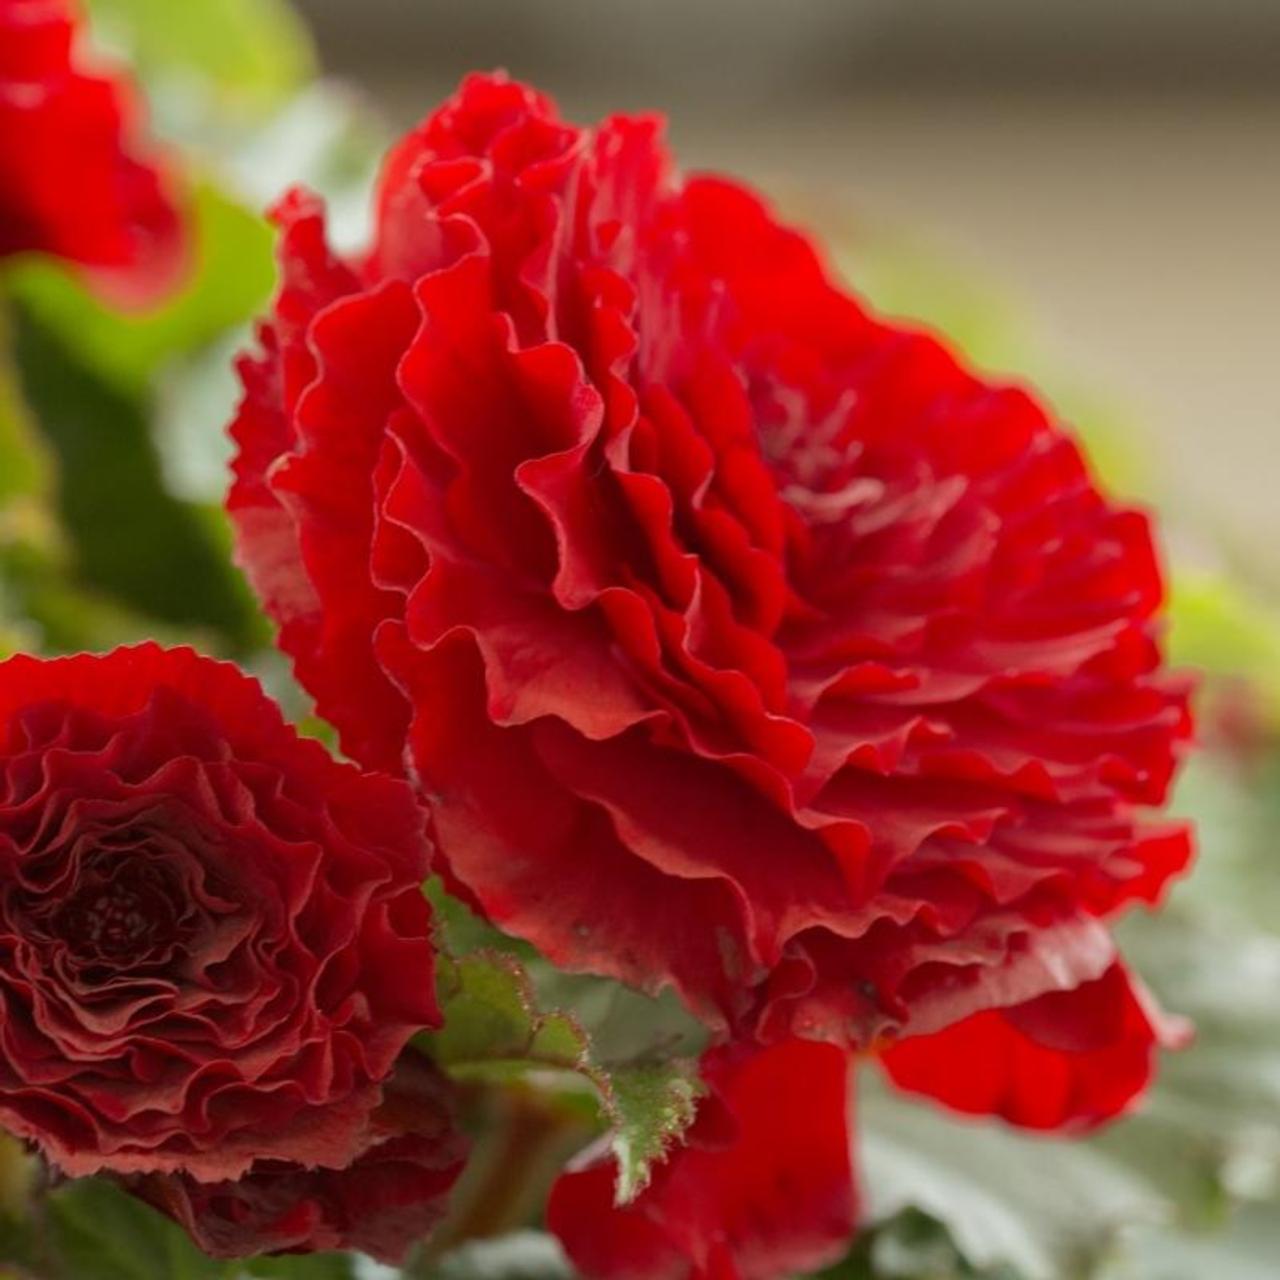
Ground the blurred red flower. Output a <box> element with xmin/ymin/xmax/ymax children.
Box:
<box><xmin>549</xmin><ymin>1039</ymin><xmax>856</xmax><ymax>1280</ymax></box>
<box><xmin>128</xmin><ymin>1050</ymin><xmax>469</xmax><ymax>1262</ymax></box>
<box><xmin>0</xmin><ymin>645</ymin><xmax>439</xmax><ymax>1181</ymax></box>
<box><xmin>229</xmin><ymin>72</ymin><xmax>1192</xmax><ymax>1127</ymax></box>
<box><xmin>0</xmin><ymin>0</ymin><xmax>185</xmax><ymax>301</ymax></box>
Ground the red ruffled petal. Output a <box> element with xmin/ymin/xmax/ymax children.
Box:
<box><xmin>126</xmin><ymin>1051</ymin><xmax>469</xmax><ymax>1262</ymax></box>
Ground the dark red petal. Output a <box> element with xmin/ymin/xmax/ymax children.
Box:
<box><xmin>127</xmin><ymin>1052</ymin><xmax>469</xmax><ymax>1262</ymax></box>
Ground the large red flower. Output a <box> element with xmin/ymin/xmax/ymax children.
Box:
<box><xmin>229</xmin><ymin>73</ymin><xmax>1192</xmax><ymax>1113</ymax></box>
<box><xmin>0</xmin><ymin>644</ymin><xmax>439</xmax><ymax>1179</ymax></box>
<box><xmin>127</xmin><ymin>1050</ymin><xmax>469</xmax><ymax>1262</ymax></box>
<box><xmin>548</xmin><ymin>1039</ymin><xmax>856</xmax><ymax>1280</ymax></box>
<box><xmin>0</xmin><ymin>0</ymin><xmax>184</xmax><ymax>299</ymax></box>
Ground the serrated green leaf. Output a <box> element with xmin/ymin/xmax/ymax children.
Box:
<box><xmin>427</xmin><ymin>951</ymin><xmax>592</xmax><ymax>1080</ymax></box>
<box><xmin>424</xmin><ymin>894</ymin><xmax>705</xmax><ymax>1205</ymax></box>
<box><xmin>425</xmin><ymin>879</ymin><xmax>707</xmax><ymax>1066</ymax></box>
<box><xmin>603</xmin><ymin>1059</ymin><xmax>702</xmax><ymax>1204</ymax></box>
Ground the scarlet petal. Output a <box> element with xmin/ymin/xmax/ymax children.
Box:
<box><xmin>126</xmin><ymin>1052</ymin><xmax>469</xmax><ymax>1263</ymax></box>
<box><xmin>391</xmin><ymin>635</ymin><xmax>755</xmax><ymax>1025</ymax></box>
<box><xmin>0</xmin><ymin>0</ymin><xmax>186</xmax><ymax>299</ymax></box>
<box><xmin>549</xmin><ymin>1039</ymin><xmax>857</xmax><ymax>1280</ymax></box>
<box><xmin>880</xmin><ymin>962</ymin><xmax>1190</xmax><ymax>1131</ymax></box>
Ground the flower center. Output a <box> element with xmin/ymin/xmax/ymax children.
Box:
<box><xmin>51</xmin><ymin>856</ymin><xmax>186</xmax><ymax>965</ymax></box>
<box><xmin>758</xmin><ymin>387</ymin><xmax>887</xmax><ymax>527</ymax></box>
<box><xmin>70</xmin><ymin>885</ymin><xmax>160</xmax><ymax>954</ymax></box>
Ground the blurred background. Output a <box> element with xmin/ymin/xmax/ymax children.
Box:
<box><xmin>296</xmin><ymin>0</ymin><xmax>1280</xmax><ymax>574</ymax></box>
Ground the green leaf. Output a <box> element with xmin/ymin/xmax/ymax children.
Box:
<box><xmin>858</xmin><ymin>1074</ymin><xmax>1165</xmax><ymax>1280</ymax></box>
<box><xmin>10</xmin><ymin>302</ymin><xmax>262</xmax><ymax>647</ymax></box>
<box><xmin>45</xmin><ymin>1178</ymin><xmax>230</xmax><ymax>1280</ymax></box>
<box><xmin>0</xmin><ymin>316</ymin><xmax>53</xmax><ymax>508</ymax></box>
<box><xmin>243</xmin><ymin>1253</ymin><xmax>360</xmax><ymax>1279</ymax></box>
<box><xmin>0</xmin><ymin>1176</ymin><xmax>361</xmax><ymax>1280</ymax></box>
<box><xmin>428</xmin><ymin>950</ymin><xmax>594</xmax><ymax>1081</ymax></box>
<box><xmin>0</xmin><ymin>1134</ymin><xmax>34</xmax><ymax>1223</ymax></box>
<box><xmin>0</xmin><ymin>311</ymin><xmax>60</xmax><ymax>656</ymax></box>
<box><xmin>424</xmin><ymin>896</ymin><xmax>706</xmax><ymax>1205</ymax></box>
<box><xmin>605</xmin><ymin>1059</ymin><xmax>702</xmax><ymax>1204</ymax></box>
<box><xmin>811</xmin><ymin>1209</ymin><xmax>1024</xmax><ymax>1280</ymax></box>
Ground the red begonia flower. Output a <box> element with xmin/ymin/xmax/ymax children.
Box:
<box><xmin>0</xmin><ymin>0</ymin><xmax>185</xmax><ymax>300</ymax></box>
<box><xmin>548</xmin><ymin>1038</ymin><xmax>856</xmax><ymax>1280</ymax></box>
<box><xmin>127</xmin><ymin>1050</ymin><xmax>468</xmax><ymax>1262</ymax></box>
<box><xmin>0</xmin><ymin>644</ymin><xmax>438</xmax><ymax>1180</ymax></box>
<box><xmin>229</xmin><ymin>73</ymin><xmax>1192</xmax><ymax>1080</ymax></box>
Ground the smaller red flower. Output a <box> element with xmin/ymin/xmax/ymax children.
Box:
<box><xmin>0</xmin><ymin>644</ymin><xmax>439</xmax><ymax>1181</ymax></box>
<box><xmin>126</xmin><ymin>1049</ymin><xmax>469</xmax><ymax>1262</ymax></box>
<box><xmin>548</xmin><ymin>1039</ymin><xmax>856</xmax><ymax>1280</ymax></box>
<box><xmin>0</xmin><ymin>0</ymin><xmax>185</xmax><ymax>300</ymax></box>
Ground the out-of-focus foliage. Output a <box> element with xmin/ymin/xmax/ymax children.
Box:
<box><xmin>86</xmin><ymin>0</ymin><xmax>314</xmax><ymax>119</ymax></box>
<box><xmin>5</xmin><ymin>184</ymin><xmax>275</xmax><ymax>396</ymax></box>
<box><xmin>0</xmin><ymin>0</ymin><xmax>303</xmax><ymax>658</ymax></box>
<box><xmin>1168</xmin><ymin>572</ymin><xmax>1280</xmax><ymax>725</ymax></box>
<box><xmin>0</xmin><ymin>1173</ymin><xmax>361</xmax><ymax>1278</ymax></box>
<box><xmin>10</xmin><ymin>303</ymin><xmax>260</xmax><ymax>646</ymax></box>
